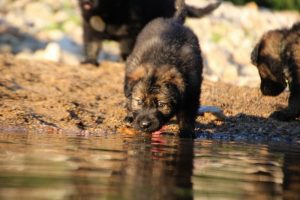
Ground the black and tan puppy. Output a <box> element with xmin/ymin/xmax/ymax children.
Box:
<box><xmin>251</xmin><ymin>22</ymin><xmax>300</xmax><ymax>121</ymax></box>
<box><xmin>78</xmin><ymin>0</ymin><xmax>221</xmax><ymax>65</ymax></box>
<box><xmin>124</xmin><ymin>0</ymin><xmax>203</xmax><ymax>138</ymax></box>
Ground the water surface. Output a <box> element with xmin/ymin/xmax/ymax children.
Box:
<box><xmin>0</xmin><ymin>131</ymin><xmax>299</xmax><ymax>200</ymax></box>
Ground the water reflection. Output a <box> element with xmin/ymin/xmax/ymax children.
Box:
<box><xmin>0</xmin><ymin>131</ymin><xmax>299</xmax><ymax>200</ymax></box>
<box><xmin>117</xmin><ymin>135</ymin><xmax>194</xmax><ymax>200</ymax></box>
<box><xmin>277</xmin><ymin>145</ymin><xmax>300</xmax><ymax>200</ymax></box>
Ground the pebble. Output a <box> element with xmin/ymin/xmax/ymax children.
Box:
<box><xmin>24</xmin><ymin>2</ymin><xmax>54</xmax><ymax>29</ymax></box>
<box><xmin>198</xmin><ymin>106</ymin><xmax>226</xmax><ymax>121</ymax></box>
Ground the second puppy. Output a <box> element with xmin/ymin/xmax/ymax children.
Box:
<box><xmin>124</xmin><ymin>0</ymin><xmax>203</xmax><ymax>138</ymax></box>
<box><xmin>251</xmin><ymin>22</ymin><xmax>300</xmax><ymax>121</ymax></box>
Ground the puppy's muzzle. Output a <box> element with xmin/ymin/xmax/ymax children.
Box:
<box><xmin>261</xmin><ymin>79</ymin><xmax>286</xmax><ymax>96</ymax></box>
<box><xmin>133</xmin><ymin>111</ymin><xmax>162</xmax><ymax>133</ymax></box>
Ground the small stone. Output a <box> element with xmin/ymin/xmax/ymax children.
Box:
<box><xmin>31</xmin><ymin>42</ymin><xmax>61</xmax><ymax>62</ymax></box>
<box><xmin>24</xmin><ymin>2</ymin><xmax>54</xmax><ymax>29</ymax></box>
<box><xmin>54</xmin><ymin>11</ymin><xmax>69</xmax><ymax>23</ymax></box>
<box><xmin>0</xmin><ymin>44</ymin><xmax>12</xmax><ymax>53</ymax></box>
<box><xmin>38</xmin><ymin>30</ymin><xmax>64</xmax><ymax>41</ymax></box>
<box><xmin>222</xmin><ymin>63</ymin><xmax>239</xmax><ymax>83</ymax></box>
<box><xmin>203</xmin><ymin>47</ymin><xmax>230</xmax><ymax>77</ymax></box>
<box><xmin>198</xmin><ymin>106</ymin><xmax>226</xmax><ymax>121</ymax></box>
<box><xmin>245</xmin><ymin>2</ymin><xmax>258</xmax><ymax>10</ymax></box>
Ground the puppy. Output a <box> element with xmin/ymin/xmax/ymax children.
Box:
<box><xmin>251</xmin><ymin>22</ymin><xmax>300</xmax><ymax>121</ymax></box>
<box><xmin>78</xmin><ymin>0</ymin><xmax>221</xmax><ymax>65</ymax></box>
<box><xmin>124</xmin><ymin>0</ymin><xmax>203</xmax><ymax>138</ymax></box>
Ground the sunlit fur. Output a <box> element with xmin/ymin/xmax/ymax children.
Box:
<box><xmin>124</xmin><ymin>0</ymin><xmax>203</xmax><ymax>138</ymax></box>
<box><xmin>251</xmin><ymin>22</ymin><xmax>300</xmax><ymax>121</ymax></box>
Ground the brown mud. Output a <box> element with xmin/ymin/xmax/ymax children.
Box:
<box><xmin>0</xmin><ymin>54</ymin><xmax>299</xmax><ymax>143</ymax></box>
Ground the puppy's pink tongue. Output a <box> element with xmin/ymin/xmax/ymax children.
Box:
<box><xmin>152</xmin><ymin>126</ymin><xmax>167</xmax><ymax>135</ymax></box>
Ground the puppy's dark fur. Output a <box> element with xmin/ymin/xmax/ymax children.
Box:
<box><xmin>78</xmin><ymin>0</ymin><xmax>221</xmax><ymax>65</ymax></box>
<box><xmin>251</xmin><ymin>22</ymin><xmax>300</xmax><ymax>121</ymax></box>
<box><xmin>124</xmin><ymin>0</ymin><xmax>203</xmax><ymax>138</ymax></box>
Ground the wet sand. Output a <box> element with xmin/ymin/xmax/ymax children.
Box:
<box><xmin>0</xmin><ymin>54</ymin><xmax>299</xmax><ymax>143</ymax></box>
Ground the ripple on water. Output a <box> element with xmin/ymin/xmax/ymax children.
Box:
<box><xmin>0</xmin><ymin>131</ymin><xmax>299</xmax><ymax>200</ymax></box>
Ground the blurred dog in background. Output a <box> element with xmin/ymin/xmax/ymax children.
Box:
<box><xmin>78</xmin><ymin>0</ymin><xmax>222</xmax><ymax>65</ymax></box>
<box><xmin>251</xmin><ymin>22</ymin><xmax>300</xmax><ymax>121</ymax></box>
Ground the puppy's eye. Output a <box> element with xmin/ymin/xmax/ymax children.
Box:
<box><xmin>136</xmin><ymin>99</ymin><xmax>143</xmax><ymax>105</ymax></box>
<box><xmin>157</xmin><ymin>101</ymin><xmax>167</xmax><ymax>108</ymax></box>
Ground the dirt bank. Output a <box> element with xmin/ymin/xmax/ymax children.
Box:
<box><xmin>0</xmin><ymin>54</ymin><xmax>299</xmax><ymax>143</ymax></box>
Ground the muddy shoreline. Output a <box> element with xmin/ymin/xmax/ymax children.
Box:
<box><xmin>0</xmin><ymin>54</ymin><xmax>299</xmax><ymax>143</ymax></box>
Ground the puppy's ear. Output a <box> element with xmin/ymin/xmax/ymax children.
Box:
<box><xmin>124</xmin><ymin>80</ymin><xmax>133</xmax><ymax>98</ymax></box>
<box><xmin>127</xmin><ymin>66</ymin><xmax>147</xmax><ymax>82</ymax></box>
<box><xmin>124</xmin><ymin>77</ymin><xmax>137</xmax><ymax>98</ymax></box>
<box><xmin>251</xmin><ymin>42</ymin><xmax>261</xmax><ymax>66</ymax></box>
<box><xmin>124</xmin><ymin>67</ymin><xmax>147</xmax><ymax>97</ymax></box>
<box><xmin>252</xmin><ymin>30</ymin><xmax>285</xmax><ymax>66</ymax></box>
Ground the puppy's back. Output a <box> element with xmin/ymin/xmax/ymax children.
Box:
<box><xmin>130</xmin><ymin>0</ymin><xmax>188</xmax><ymax>52</ymax></box>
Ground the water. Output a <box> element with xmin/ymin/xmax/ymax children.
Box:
<box><xmin>0</xmin><ymin>131</ymin><xmax>299</xmax><ymax>200</ymax></box>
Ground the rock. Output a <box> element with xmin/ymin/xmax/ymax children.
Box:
<box><xmin>31</xmin><ymin>42</ymin><xmax>61</xmax><ymax>62</ymax></box>
<box><xmin>0</xmin><ymin>34</ymin><xmax>18</xmax><ymax>52</ymax></box>
<box><xmin>245</xmin><ymin>2</ymin><xmax>258</xmax><ymax>10</ymax></box>
<box><xmin>16</xmin><ymin>51</ymin><xmax>31</xmax><ymax>60</ymax></box>
<box><xmin>1</xmin><ymin>0</ymin><xmax>300</xmax><ymax>88</ymax></box>
<box><xmin>222</xmin><ymin>63</ymin><xmax>239</xmax><ymax>83</ymax></box>
<box><xmin>232</xmin><ymin>46</ymin><xmax>252</xmax><ymax>66</ymax></box>
<box><xmin>58</xmin><ymin>37</ymin><xmax>82</xmax><ymax>65</ymax></box>
<box><xmin>237</xmin><ymin>64</ymin><xmax>261</xmax><ymax>87</ymax></box>
<box><xmin>203</xmin><ymin>74</ymin><xmax>219</xmax><ymax>82</ymax></box>
<box><xmin>198</xmin><ymin>106</ymin><xmax>226</xmax><ymax>121</ymax></box>
<box><xmin>0</xmin><ymin>44</ymin><xmax>12</xmax><ymax>53</ymax></box>
<box><xmin>61</xmin><ymin>51</ymin><xmax>81</xmax><ymax>65</ymax></box>
<box><xmin>58</xmin><ymin>37</ymin><xmax>81</xmax><ymax>54</ymax></box>
<box><xmin>237</xmin><ymin>75</ymin><xmax>260</xmax><ymax>87</ymax></box>
<box><xmin>203</xmin><ymin>46</ymin><xmax>231</xmax><ymax>77</ymax></box>
<box><xmin>240</xmin><ymin>64</ymin><xmax>259</xmax><ymax>77</ymax></box>
<box><xmin>20</xmin><ymin>36</ymin><xmax>46</xmax><ymax>53</ymax></box>
<box><xmin>0</xmin><ymin>0</ymin><xmax>12</xmax><ymax>11</ymax></box>
<box><xmin>63</xmin><ymin>21</ymin><xmax>78</xmax><ymax>34</ymax></box>
<box><xmin>5</xmin><ymin>12</ymin><xmax>27</xmax><ymax>30</ymax></box>
<box><xmin>54</xmin><ymin>11</ymin><xmax>69</xmax><ymax>24</ymax></box>
<box><xmin>37</xmin><ymin>30</ymin><xmax>64</xmax><ymax>41</ymax></box>
<box><xmin>99</xmin><ymin>41</ymin><xmax>121</xmax><ymax>62</ymax></box>
<box><xmin>44</xmin><ymin>42</ymin><xmax>61</xmax><ymax>62</ymax></box>
<box><xmin>24</xmin><ymin>2</ymin><xmax>54</xmax><ymax>29</ymax></box>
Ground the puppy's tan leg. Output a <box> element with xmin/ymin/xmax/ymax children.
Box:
<box><xmin>81</xmin><ymin>24</ymin><xmax>101</xmax><ymax>66</ymax></box>
<box><xmin>82</xmin><ymin>41</ymin><xmax>101</xmax><ymax>66</ymax></box>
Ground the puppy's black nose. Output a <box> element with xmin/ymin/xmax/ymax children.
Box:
<box><xmin>140</xmin><ymin>120</ymin><xmax>151</xmax><ymax>129</ymax></box>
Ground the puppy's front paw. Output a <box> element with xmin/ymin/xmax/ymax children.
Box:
<box><xmin>80</xmin><ymin>60</ymin><xmax>99</xmax><ymax>66</ymax></box>
<box><xmin>270</xmin><ymin>110</ymin><xmax>295</xmax><ymax>121</ymax></box>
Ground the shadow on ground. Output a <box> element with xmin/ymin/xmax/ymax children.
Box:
<box><xmin>196</xmin><ymin>113</ymin><xmax>300</xmax><ymax>143</ymax></box>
